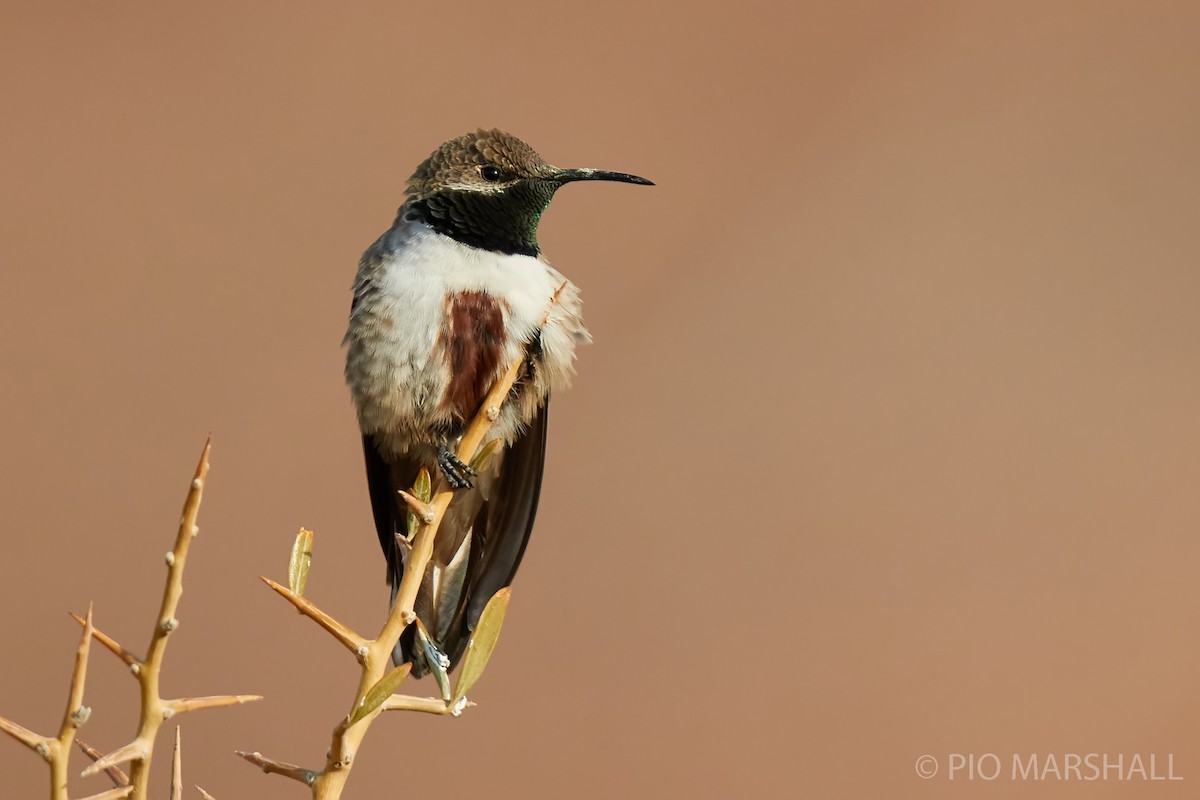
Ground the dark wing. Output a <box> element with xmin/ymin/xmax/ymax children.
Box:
<box><xmin>438</xmin><ymin>401</ymin><xmax>549</xmax><ymax>668</ymax></box>
<box><xmin>361</xmin><ymin>433</ymin><xmax>418</xmax><ymax>605</ymax></box>
<box><xmin>361</xmin><ymin>402</ymin><xmax>549</xmax><ymax>673</ymax></box>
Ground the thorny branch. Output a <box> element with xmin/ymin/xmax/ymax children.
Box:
<box><xmin>0</xmin><ymin>439</ymin><xmax>260</xmax><ymax>798</ymax></box>
<box><xmin>74</xmin><ymin>439</ymin><xmax>262</xmax><ymax>800</ymax></box>
<box><xmin>0</xmin><ymin>604</ymin><xmax>95</xmax><ymax>800</ymax></box>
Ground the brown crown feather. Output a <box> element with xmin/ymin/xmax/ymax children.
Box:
<box><xmin>406</xmin><ymin>129</ymin><xmax>555</xmax><ymax>197</ymax></box>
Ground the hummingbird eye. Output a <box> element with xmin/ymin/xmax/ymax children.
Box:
<box><xmin>480</xmin><ymin>165</ymin><xmax>503</xmax><ymax>182</ymax></box>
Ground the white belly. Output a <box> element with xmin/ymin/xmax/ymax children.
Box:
<box><xmin>344</xmin><ymin>219</ymin><xmax>588</xmax><ymax>455</ymax></box>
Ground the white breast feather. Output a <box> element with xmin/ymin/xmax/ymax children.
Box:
<box><xmin>345</xmin><ymin>219</ymin><xmax>588</xmax><ymax>455</ymax></box>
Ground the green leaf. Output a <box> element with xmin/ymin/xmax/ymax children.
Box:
<box><xmin>349</xmin><ymin>662</ymin><xmax>412</xmax><ymax>725</ymax></box>
<box><xmin>288</xmin><ymin>528</ymin><xmax>314</xmax><ymax>596</ymax></box>
<box><xmin>452</xmin><ymin>587</ymin><xmax>511</xmax><ymax>705</ymax></box>
<box><xmin>470</xmin><ymin>439</ymin><xmax>502</xmax><ymax>473</ymax></box>
<box><xmin>406</xmin><ymin>468</ymin><xmax>433</xmax><ymax>539</ymax></box>
<box><xmin>414</xmin><ymin>467</ymin><xmax>432</xmax><ymax>502</ymax></box>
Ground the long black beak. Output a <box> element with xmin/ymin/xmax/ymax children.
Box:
<box><xmin>554</xmin><ymin>167</ymin><xmax>654</xmax><ymax>186</ymax></box>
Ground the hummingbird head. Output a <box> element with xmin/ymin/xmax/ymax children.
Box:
<box><xmin>405</xmin><ymin>129</ymin><xmax>653</xmax><ymax>257</ymax></box>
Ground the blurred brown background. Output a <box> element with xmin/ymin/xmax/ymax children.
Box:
<box><xmin>2</xmin><ymin>2</ymin><xmax>1198</xmax><ymax>798</ymax></box>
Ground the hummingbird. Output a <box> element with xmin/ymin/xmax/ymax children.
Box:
<box><xmin>343</xmin><ymin>129</ymin><xmax>652</xmax><ymax>675</ymax></box>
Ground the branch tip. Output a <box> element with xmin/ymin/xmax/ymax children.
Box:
<box><xmin>77</xmin><ymin>787</ymin><xmax>135</xmax><ymax>800</ymax></box>
<box><xmin>81</xmin><ymin>740</ymin><xmax>147</xmax><ymax>776</ymax></box>
<box><xmin>380</xmin><ymin>694</ymin><xmax>466</xmax><ymax>716</ymax></box>
<box><xmin>397</xmin><ymin>489</ymin><xmax>436</xmax><ymax>522</ymax></box>
<box><xmin>76</xmin><ymin>738</ymin><xmax>130</xmax><ymax>787</ymax></box>
<box><xmin>0</xmin><ymin>714</ymin><xmax>46</xmax><ymax>752</ymax></box>
<box><xmin>171</xmin><ymin>726</ymin><xmax>183</xmax><ymax>800</ymax></box>
<box><xmin>55</xmin><ymin>600</ymin><xmax>95</xmax><ymax>744</ymax></box>
<box><xmin>235</xmin><ymin>750</ymin><xmax>316</xmax><ymax>785</ymax></box>
<box><xmin>69</xmin><ymin>612</ymin><xmax>139</xmax><ymax>667</ymax></box>
<box><xmin>165</xmin><ymin>695</ymin><xmax>263</xmax><ymax>716</ymax></box>
<box><xmin>260</xmin><ymin>576</ymin><xmax>366</xmax><ymax>653</ymax></box>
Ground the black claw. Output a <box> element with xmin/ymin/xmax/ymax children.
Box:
<box><xmin>437</xmin><ymin>446</ymin><xmax>475</xmax><ymax>489</ymax></box>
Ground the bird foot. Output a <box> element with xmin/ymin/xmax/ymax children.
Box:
<box><xmin>437</xmin><ymin>445</ymin><xmax>476</xmax><ymax>489</ymax></box>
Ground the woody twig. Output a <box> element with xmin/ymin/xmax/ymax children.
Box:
<box><xmin>2</xmin><ymin>440</ymin><xmax>256</xmax><ymax>799</ymax></box>
<box><xmin>0</xmin><ymin>604</ymin><xmax>97</xmax><ymax>800</ymax></box>
<box><xmin>249</xmin><ymin>287</ymin><xmax>564</xmax><ymax>799</ymax></box>
<box><xmin>72</xmin><ymin>440</ymin><xmax>261</xmax><ymax>800</ymax></box>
